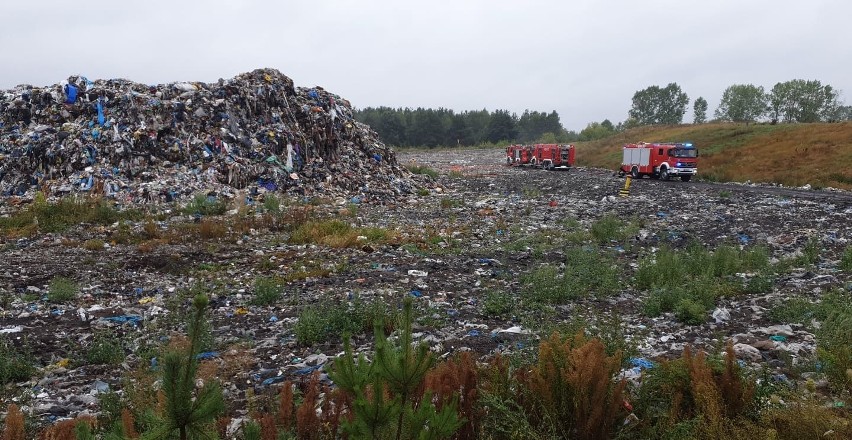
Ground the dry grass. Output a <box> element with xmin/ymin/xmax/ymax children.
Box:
<box><xmin>37</xmin><ymin>415</ymin><xmax>96</xmax><ymax>440</ymax></box>
<box><xmin>198</xmin><ymin>219</ymin><xmax>227</xmax><ymax>240</ymax></box>
<box><xmin>576</xmin><ymin>122</ymin><xmax>852</xmax><ymax>189</ymax></box>
<box><xmin>288</xmin><ymin>219</ymin><xmax>398</xmax><ymax>248</ymax></box>
<box><xmin>2</xmin><ymin>404</ymin><xmax>25</xmax><ymax>440</ymax></box>
<box><xmin>83</xmin><ymin>239</ymin><xmax>105</xmax><ymax>251</ymax></box>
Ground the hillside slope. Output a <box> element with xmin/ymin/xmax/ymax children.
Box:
<box><xmin>575</xmin><ymin>122</ymin><xmax>852</xmax><ymax>190</ymax></box>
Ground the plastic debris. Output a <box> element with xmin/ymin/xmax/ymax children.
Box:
<box><xmin>91</xmin><ymin>380</ymin><xmax>110</xmax><ymax>394</ymax></box>
<box><xmin>100</xmin><ymin>315</ymin><xmax>142</xmax><ymax>326</ymax></box>
<box><xmin>630</xmin><ymin>358</ymin><xmax>655</xmax><ymax>370</ymax></box>
<box><xmin>711</xmin><ymin>307</ymin><xmax>731</xmax><ymax>323</ymax></box>
<box><xmin>261</xmin><ymin>376</ymin><xmax>285</xmax><ymax>386</ymax></box>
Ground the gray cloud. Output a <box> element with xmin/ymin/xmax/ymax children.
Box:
<box><xmin>2</xmin><ymin>0</ymin><xmax>848</xmax><ymax>131</ymax></box>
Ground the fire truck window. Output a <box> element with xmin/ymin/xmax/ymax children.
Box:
<box><xmin>658</xmin><ymin>149</ymin><xmax>663</xmax><ymax>155</ymax></box>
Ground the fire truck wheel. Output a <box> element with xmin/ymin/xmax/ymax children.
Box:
<box><xmin>660</xmin><ymin>168</ymin><xmax>669</xmax><ymax>181</ymax></box>
<box><xmin>506</xmin><ymin>157</ymin><xmax>512</xmax><ymax>165</ymax></box>
<box><xmin>681</xmin><ymin>175</ymin><xmax>692</xmax><ymax>182</ymax></box>
<box><xmin>630</xmin><ymin>167</ymin><xmax>639</xmax><ymax>179</ymax></box>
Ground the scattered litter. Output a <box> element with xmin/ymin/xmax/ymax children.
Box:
<box><xmin>100</xmin><ymin>315</ymin><xmax>142</xmax><ymax>326</ymax></box>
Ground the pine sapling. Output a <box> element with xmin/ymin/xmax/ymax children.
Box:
<box><xmin>141</xmin><ymin>294</ymin><xmax>224</xmax><ymax>440</ymax></box>
<box><xmin>332</xmin><ymin>296</ymin><xmax>463</xmax><ymax>440</ymax></box>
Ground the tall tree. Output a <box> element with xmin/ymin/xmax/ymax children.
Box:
<box><xmin>465</xmin><ymin>109</ymin><xmax>491</xmax><ymax>145</ymax></box>
<box><xmin>486</xmin><ymin>109</ymin><xmax>518</xmax><ymax>143</ymax></box>
<box><xmin>407</xmin><ymin>108</ymin><xmax>446</xmax><ymax>148</ymax></box>
<box><xmin>714</xmin><ymin>84</ymin><xmax>767</xmax><ymax>123</ymax></box>
<box><xmin>628</xmin><ymin>83</ymin><xmax>689</xmax><ymax>125</ymax></box>
<box><xmin>768</xmin><ymin>79</ymin><xmax>840</xmax><ymax>123</ymax></box>
<box><xmin>693</xmin><ymin>97</ymin><xmax>708</xmax><ymax>124</ymax></box>
<box><xmin>517</xmin><ymin>110</ymin><xmax>565</xmax><ymax>142</ymax></box>
<box><xmin>448</xmin><ymin>113</ymin><xmax>472</xmax><ymax>146</ymax></box>
<box><xmin>578</xmin><ymin>121</ymin><xmax>615</xmax><ymax>141</ymax></box>
<box><xmin>829</xmin><ymin>105</ymin><xmax>852</xmax><ymax>122</ymax></box>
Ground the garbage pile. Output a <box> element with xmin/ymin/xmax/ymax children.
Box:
<box><xmin>0</xmin><ymin>68</ymin><xmax>416</xmax><ymax>204</ymax></box>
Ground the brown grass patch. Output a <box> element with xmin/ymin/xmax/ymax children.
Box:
<box><xmin>576</xmin><ymin>122</ymin><xmax>852</xmax><ymax>189</ymax></box>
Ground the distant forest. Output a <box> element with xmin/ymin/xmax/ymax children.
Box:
<box><xmin>355</xmin><ymin>79</ymin><xmax>852</xmax><ymax>148</ymax></box>
<box><xmin>353</xmin><ymin>107</ymin><xmax>581</xmax><ymax>148</ymax></box>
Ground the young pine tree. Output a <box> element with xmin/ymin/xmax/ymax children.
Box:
<box><xmin>332</xmin><ymin>296</ymin><xmax>463</xmax><ymax>440</ymax></box>
<box><xmin>142</xmin><ymin>294</ymin><xmax>224</xmax><ymax>440</ymax></box>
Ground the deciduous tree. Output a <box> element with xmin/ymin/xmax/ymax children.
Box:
<box><xmin>628</xmin><ymin>83</ymin><xmax>689</xmax><ymax>125</ymax></box>
<box><xmin>768</xmin><ymin>79</ymin><xmax>840</xmax><ymax>123</ymax></box>
<box><xmin>693</xmin><ymin>97</ymin><xmax>708</xmax><ymax>124</ymax></box>
<box><xmin>714</xmin><ymin>84</ymin><xmax>767</xmax><ymax>123</ymax></box>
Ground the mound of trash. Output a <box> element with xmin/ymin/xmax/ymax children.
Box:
<box><xmin>0</xmin><ymin>68</ymin><xmax>418</xmax><ymax>205</ymax></box>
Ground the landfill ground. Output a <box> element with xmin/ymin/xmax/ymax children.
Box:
<box><xmin>2</xmin><ymin>147</ymin><xmax>852</xmax><ymax>425</ymax></box>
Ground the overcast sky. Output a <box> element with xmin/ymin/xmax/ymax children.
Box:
<box><xmin>2</xmin><ymin>0</ymin><xmax>848</xmax><ymax>131</ymax></box>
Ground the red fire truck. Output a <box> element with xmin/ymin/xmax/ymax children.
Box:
<box><xmin>506</xmin><ymin>144</ymin><xmax>534</xmax><ymax>165</ymax></box>
<box><xmin>531</xmin><ymin>143</ymin><xmax>575</xmax><ymax>170</ymax></box>
<box><xmin>620</xmin><ymin>142</ymin><xmax>698</xmax><ymax>181</ymax></box>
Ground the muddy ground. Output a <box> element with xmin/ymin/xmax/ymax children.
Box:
<box><xmin>1</xmin><ymin>147</ymin><xmax>851</xmax><ymax>424</ymax></box>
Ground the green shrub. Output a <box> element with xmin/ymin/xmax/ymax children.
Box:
<box><xmin>251</xmin><ymin>276</ymin><xmax>283</xmax><ymax>306</ymax></box>
<box><xmin>0</xmin><ymin>194</ymin><xmax>143</xmax><ymax>234</ymax></box>
<box><xmin>590</xmin><ymin>214</ymin><xmax>636</xmax><ymax>244</ymax></box>
<box><xmin>798</xmin><ymin>237</ymin><xmax>822</xmax><ymax>266</ymax></box>
<box><xmin>295</xmin><ymin>299</ymin><xmax>396</xmax><ymax>346</ymax></box>
<box><xmin>638</xmin><ymin>244</ymin><xmax>772</xmax><ymax>323</ymax></box>
<box><xmin>182</xmin><ymin>193</ymin><xmax>228</xmax><ymax>216</ymax></box>
<box><xmin>643</xmin><ymin>287</ymin><xmax>681</xmax><ymax>317</ymax></box>
<box><xmin>48</xmin><ymin>276</ymin><xmax>78</xmax><ymax>302</ymax></box>
<box><xmin>768</xmin><ymin>290</ymin><xmax>851</xmax><ymax>328</ymax></box>
<box><xmin>675</xmin><ymin>298</ymin><xmax>707</xmax><ymax>325</ymax></box>
<box><xmin>840</xmin><ymin>245</ymin><xmax>852</xmax><ymax>272</ymax></box>
<box><xmin>741</xmin><ymin>245</ymin><xmax>771</xmax><ymax>271</ymax></box>
<box><xmin>0</xmin><ymin>337</ymin><xmax>35</xmax><ymax>384</ymax></box>
<box><xmin>743</xmin><ymin>274</ymin><xmax>774</xmax><ymax>294</ymax></box>
<box><xmin>86</xmin><ymin>331</ymin><xmax>125</xmax><ymax>365</ymax></box>
<box><xmin>522</xmin><ymin>247</ymin><xmax>620</xmax><ymax>304</ymax></box>
<box><xmin>405</xmin><ymin>164</ymin><xmax>439</xmax><ymax>178</ymax></box>
<box><xmin>563</xmin><ymin>247</ymin><xmax>621</xmax><ymax>297</ymax></box>
<box><xmin>262</xmin><ymin>193</ymin><xmax>281</xmax><ymax>214</ymax></box>
<box><xmin>636</xmin><ymin>246</ymin><xmax>686</xmax><ymax>290</ymax></box>
<box><xmin>482</xmin><ymin>290</ymin><xmax>515</xmax><ymax>318</ymax></box>
<box><xmin>816</xmin><ymin>303</ymin><xmax>852</xmax><ymax>393</ymax></box>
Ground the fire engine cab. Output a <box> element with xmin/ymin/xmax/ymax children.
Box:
<box><xmin>506</xmin><ymin>144</ymin><xmax>534</xmax><ymax>165</ymax></box>
<box><xmin>531</xmin><ymin>143</ymin><xmax>575</xmax><ymax>170</ymax></box>
<box><xmin>620</xmin><ymin>142</ymin><xmax>698</xmax><ymax>181</ymax></box>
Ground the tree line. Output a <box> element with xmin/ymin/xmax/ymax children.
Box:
<box><xmin>354</xmin><ymin>79</ymin><xmax>852</xmax><ymax>147</ymax></box>
<box><xmin>353</xmin><ymin>107</ymin><xmax>578</xmax><ymax>148</ymax></box>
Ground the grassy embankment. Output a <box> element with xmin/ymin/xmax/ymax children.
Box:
<box><xmin>575</xmin><ymin>122</ymin><xmax>852</xmax><ymax>190</ymax></box>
